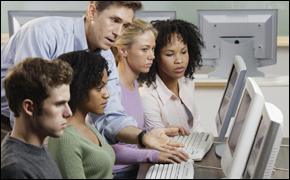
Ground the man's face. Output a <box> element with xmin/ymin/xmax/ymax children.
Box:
<box><xmin>88</xmin><ymin>4</ymin><xmax>134</xmax><ymax>50</ymax></box>
<box><xmin>33</xmin><ymin>84</ymin><xmax>72</xmax><ymax>138</ymax></box>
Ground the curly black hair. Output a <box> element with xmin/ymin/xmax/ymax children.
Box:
<box><xmin>57</xmin><ymin>50</ymin><xmax>111</xmax><ymax>114</ymax></box>
<box><xmin>137</xmin><ymin>19</ymin><xmax>205</xmax><ymax>88</ymax></box>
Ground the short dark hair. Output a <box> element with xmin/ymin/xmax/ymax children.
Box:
<box><xmin>57</xmin><ymin>50</ymin><xmax>111</xmax><ymax>114</ymax></box>
<box><xmin>85</xmin><ymin>1</ymin><xmax>142</xmax><ymax>18</ymax></box>
<box><xmin>137</xmin><ymin>19</ymin><xmax>205</xmax><ymax>88</ymax></box>
<box><xmin>3</xmin><ymin>57</ymin><xmax>73</xmax><ymax>117</ymax></box>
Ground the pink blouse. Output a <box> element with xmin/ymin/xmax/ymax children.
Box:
<box><xmin>139</xmin><ymin>74</ymin><xmax>203</xmax><ymax>133</ymax></box>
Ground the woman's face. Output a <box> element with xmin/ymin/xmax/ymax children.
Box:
<box><xmin>124</xmin><ymin>30</ymin><xmax>156</xmax><ymax>74</ymax></box>
<box><xmin>157</xmin><ymin>33</ymin><xmax>189</xmax><ymax>80</ymax></box>
<box><xmin>84</xmin><ymin>69</ymin><xmax>110</xmax><ymax>115</ymax></box>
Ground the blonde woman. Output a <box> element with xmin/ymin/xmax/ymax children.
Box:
<box><xmin>111</xmin><ymin>19</ymin><xmax>189</xmax><ymax>179</ymax></box>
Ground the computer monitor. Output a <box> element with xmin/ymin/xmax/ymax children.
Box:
<box><xmin>8</xmin><ymin>10</ymin><xmax>176</xmax><ymax>37</ymax></box>
<box><xmin>197</xmin><ymin>9</ymin><xmax>277</xmax><ymax>78</ymax></box>
<box><xmin>214</xmin><ymin>55</ymin><xmax>247</xmax><ymax>157</ymax></box>
<box><xmin>221</xmin><ymin>77</ymin><xmax>265</xmax><ymax>179</ymax></box>
<box><xmin>243</xmin><ymin>102</ymin><xmax>283</xmax><ymax>179</ymax></box>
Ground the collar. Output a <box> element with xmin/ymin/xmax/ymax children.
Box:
<box><xmin>74</xmin><ymin>16</ymin><xmax>88</xmax><ymax>51</ymax></box>
<box><xmin>155</xmin><ymin>74</ymin><xmax>189</xmax><ymax>106</ymax></box>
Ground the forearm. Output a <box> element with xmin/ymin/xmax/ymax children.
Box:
<box><xmin>115</xmin><ymin>126</ymin><xmax>142</xmax><ymax>144</ymax></box>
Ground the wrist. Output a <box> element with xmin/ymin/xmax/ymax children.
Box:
<box><xmin>138</xmin><ymin>130</ymin><xmax>148</xmax><ymax>148</ymax></box>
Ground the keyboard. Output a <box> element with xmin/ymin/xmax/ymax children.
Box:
<box><xmin>145</xmin><ymin>161</ymin><xmax>194</xmax><ymax>179</ymax></box>
<box><xmin>172</xmin><ymin>132</ymin><xmax>214</xmax><ymax>161</ymax></box>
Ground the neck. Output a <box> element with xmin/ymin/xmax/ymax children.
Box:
<box><xmin>117</xmin><ymin>59</ymin><xmax>138</xmax><ymax>91</ymax></box>
<box><xmin>158</xmin><ymin>72</ymin><xmax>179</xmax><ymax>97</ymax></box>
<box><xmin>84</xmin><ymin>18</ymin><xmax>97</xmax><ymax>51</ymax></box>
<box><xmin>67</xmin><ymin>108</ymin><xmax>87</xmax><ymax>127</ymax></box>
<box><xmin>11</xmin><ymin>116</ymin><xmax>44</xmax><ymax>147</ymax></box>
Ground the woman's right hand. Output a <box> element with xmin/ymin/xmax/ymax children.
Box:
<box><xmin>157</xmin><ymin>149</ymin><xmax>190</xmax><ymax>164</ymax></box>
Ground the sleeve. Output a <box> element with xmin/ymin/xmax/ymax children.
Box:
<box><xmin>141</xmin><ymin>94</ymin><xmax>166</xmax><ymax>129</ymax></box>
<box><xmin>111</xmin><ymin>144</ymin><xmax>160</xmax><ymax>164</ymax></box>
<box><xmin>48</xmin><ymin>134</ymin><xmax>86</xmax><ymax>179</ymax></box>
<box><xmin>89</xmin><ymin>50</ymin><xmax>137</xmax><ymax>144</ymax></box>
<box><xmin>2</xmin><ymin>25</ymin><xmax>56</xmax><ymax>128</ymax></box>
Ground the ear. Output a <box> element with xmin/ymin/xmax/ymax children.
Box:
<box><xmin>118</xmin><ymin>46</ymin><xmax>128</xmax><ymax>58</ymax></box>
<box><xmin>87</xmin><ymin>4</ymin><xmax>98</xmax><ymax>20</ymax></box>
<box><xmin>22</xmin><ymin>99</ymin><xmax>34</xmax><ymax>117</ymax></box>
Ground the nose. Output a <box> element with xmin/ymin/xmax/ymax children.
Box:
<box><xmin>175</xmin><ymin>54</ymin><xmax>183</xmax><ymax>64</ymax></box>
<box><xmin>149</xmin><ymin>49</ymin><xmax>155</xmax><ymax>60</ymax></box>
<box><xmin>112</xmin><ymin>25</ymin><xmax>123</xmax><ymax>39</ymax></box>
<box><xmin>103</xmin><ymin>87</ymin><xmax>110</xmax><ymax>99</ymax></box>
<box><xmin>63</xmin><ymin>103</ymin><xmax>72</xmax><ymax>118</ymax></box>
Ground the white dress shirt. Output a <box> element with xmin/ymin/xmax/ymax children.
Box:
<box><xmin>139</xmin><ymin>74</ymin><xmax>203</xmax><ymax>133</ymax></box>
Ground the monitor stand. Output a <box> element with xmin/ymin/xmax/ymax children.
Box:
<box><xmin>215</xmin><ymin>144</ymin><xmax>226</xmax><ymax>158</ymax></box>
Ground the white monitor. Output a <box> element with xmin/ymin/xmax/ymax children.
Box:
<box><xmin>221</xmin><ymin>77</ymin><xmax>265</xmax><ymax>179</ymax></box>
<box><xmin>214</xmin><ymin>55</ymin><xmax>247</xmax><ymax>157</ymax></box>
<box><xmin>8</xmin><ymin>10</ymin><xmax>176</xmax><ymax>37</ymax></box>
<box><xmin>197</xmin><ymin>9</ymin><xmax>277</xmax><ymax>78</ymax></box>
<box><xmin>243</xmin><ymin>102</ymin><xmax>283</xmax><ymax>179</ymax></box>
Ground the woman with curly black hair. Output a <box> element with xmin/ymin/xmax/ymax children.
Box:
<box><xmin>138</xmin><ymin>19</ymin><xmax>205</xmax><ymax>133</ymax></box>
<box><xmin>47</xmin><ymin>50</ymin><xmax>116</xmax><ymax>179</ymax></box>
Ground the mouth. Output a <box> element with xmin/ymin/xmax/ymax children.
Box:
<box><xmin>101</xmin><ymin>101</ymin><xmax>107</xmax><ymax>108</ymax></box>
<box><xmin>106</xmin><ymin>38</ymin><xmax>115</xmax><ymax>45</ymax></box>
<box><xmin>61</xmin><ymin>123</ymin><xmax>67</xmax><ymax>128</ymax></box>
<box><xmin>174</xmin><ymin>67</ymin><xmax>185</xmax><ymax>73</ymax></box>
<box><xmin>146</xmin><ymin>63</ymin><xmax>152</xmax><ymax>67</ymax></box>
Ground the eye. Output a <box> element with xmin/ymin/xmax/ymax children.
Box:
<box><xmin>152</xmin><ymin>47</ymin><xmax>155</xmax><ymax>51</ymax></box>
<box><xmin>112</xmin><ymin>18</ymin><xmax>118</xmax><ymax>23</ymax></box>
<box><xmin>182</xmin><ymin>51</ymin><xmax>187</xmax><ymax>54</ymax></box>
<box><xmin>97</xmin><ymin>86</ymin><xmax>103</xmax><ymax>91</ymax></box>
<box><xmin>142</xmin><ymin>48</ymin><xmax>148</xmax><ymax>52</ymax></box>
<box><xmin>166</xmin><ymin>54</ymin><xmax>173</xmax><ymax>57</ymax></box>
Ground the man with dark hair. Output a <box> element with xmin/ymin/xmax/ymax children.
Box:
<box><xmin>1</xmin><ymin>1</ymin><xmax>184</xmax><ymax>152</ymax></box>
<box><xmin>1</xmin><ymin>57</ymin><xmax>73</xmax><ymax>179</ymax></box>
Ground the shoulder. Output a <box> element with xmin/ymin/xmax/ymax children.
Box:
<box><xmin>1</xmin><ymin>159</ymin><xmax>35</xmax><ymax>179</ymax></box>
<box><xmin>139</xmin><ymin>83</ymin><xmax>156</xmax><ymax>99</ymax></box>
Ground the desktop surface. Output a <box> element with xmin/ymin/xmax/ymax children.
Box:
<box><xmin>137</xmin><ymin>137</ymin><xmax>289</xmax><ymax>179</ymax></box>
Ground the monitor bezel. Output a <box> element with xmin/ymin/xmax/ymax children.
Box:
<box><xmin>215</xmin><ymin>55</ymin><xmax>247</xmax><ymax>140</ymax></box>
<box><xmin>221</xmin><ymin>77</ymin><xmax>265</xmax><ymax>179</ymax></box>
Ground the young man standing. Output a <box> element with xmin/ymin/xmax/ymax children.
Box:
<box><xmin>1</xmin><ymin>1</ymin><xmax>184</xmax><ymax>152</ymax></box>
<box><xmin>1</xmin><ymin>57</ymin><xmax>73</xmax><ymax>179</ymax></box>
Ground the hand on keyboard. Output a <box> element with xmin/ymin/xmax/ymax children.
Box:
<box><xmin>158</xmin><ymin>149</ymin><xmax>190</xmax><ymax>164</ymax></box>
<box><xmin>167</xmin><ymin>125</ymin><xmax>190</xmax><ymax>136</ymax></box>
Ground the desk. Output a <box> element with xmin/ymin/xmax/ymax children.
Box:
<box><xmin>137</xmin><ymin>137</ymin><xmax>289</xmax><ymax>179</ymax></box>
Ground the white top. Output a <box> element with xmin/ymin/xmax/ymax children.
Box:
<box><xmin>139</xmin><ymin>74</ymin><xmax>203</xmax><ymax>133</ymax></box>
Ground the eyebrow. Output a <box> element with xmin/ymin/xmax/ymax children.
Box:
<box><xmin>112</xmin><ymin>15</ymin><xmax>132</xmax><ymax>27</ymax></box>
<box><xmin>164</xmin><ymin>46</ymin><xmax>187</xmax><ymax>52</ymax></box>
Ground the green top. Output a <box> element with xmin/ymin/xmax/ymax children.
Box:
<box><xmin>47</xmin><ymin>121</ymin><xmax>115</xmax><ymax>179</ymax></box>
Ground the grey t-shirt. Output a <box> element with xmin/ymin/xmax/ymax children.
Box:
<box><xmin>1</xmin><ymin>132</ymin><xmax>62</xmax><ymax>179</ymax></box>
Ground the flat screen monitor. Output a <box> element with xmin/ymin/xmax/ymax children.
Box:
<box><xmin>221</xmin><ymin>77</ymin><xmax>265</xmax><ymax>179</ymax></box>
<box><xmin>214</xmin><ymin>55</ymin><xmax>247</xmax><ymax>157</ymax></box>
<box><xmin>8</xmin><ymin>10</ymin><xmax>176</xmax><ymax>37</ymax></box>
<box><xmin>243</xmin><ymin>102</ymin><xmax>283</xmax><ymax>179</ymax></box>
<box><xmin>197</xmin><ymin>9</ymin><xmax>277</xmax><ymax>78</ymax></box>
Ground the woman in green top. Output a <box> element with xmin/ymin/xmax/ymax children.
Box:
<box><xmin>48</xmin><ymin>50</ymin><xmax>115</xmax><ymax>179</ymax></box>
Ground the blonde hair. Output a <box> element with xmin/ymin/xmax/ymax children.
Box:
<box><xmin>112</xmin><ymin>18</ymin><xmax>158</xmax><ymax>66</ymax></box>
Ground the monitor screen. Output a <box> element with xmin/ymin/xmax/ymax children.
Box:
<box><xmin>243</xmin><ymin>115</ymin><xmax>266</xmax><ymax>178</ymax></box>
<box><xmin>197</xmin><ymin>9</ymin><xmax>277</xmax><ymax>77</ymax></box>
<box><xmin>228</xmin><ymin>89</ymin><xmax>252</xmax><ymax>155</ymax></box>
